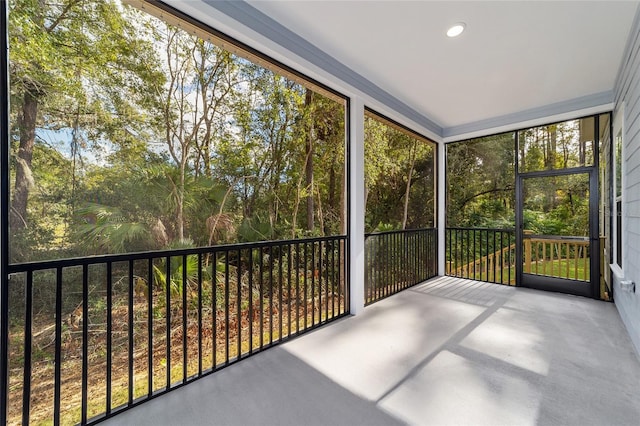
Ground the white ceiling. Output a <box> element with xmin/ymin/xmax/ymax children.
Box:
<box><xmin>246</xmin><ymin>0</ymin><xmax>638</xmax><ymax>132</ymax></box>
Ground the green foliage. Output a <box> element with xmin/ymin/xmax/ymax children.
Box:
<box><xmin>446</xmin><ymin>120</ymin><xmax>591</xmax><ymax>237</ymax></box>
<box><xmin>74</xmin><ymin>203</ymin><xmax>149</xmax><ymax>253</ymax></box>
<box><xmin>152</xmin><ymin>253</ymin><xmax>204</xmax><ymax>297</ymax></box>
<box><xmin>8</xmin><ymin>0</ymin><xmax>347</xmax><ymax>263</ymax></box>
<box><xmin>446</xmin><ymin>132</ymin><xmax>515</xmax><ymax>228</ymax></box>
<box><xmin>364</xmin><ymin>116</ymin><xmax>436</xmax><ymax>232</ymax></box>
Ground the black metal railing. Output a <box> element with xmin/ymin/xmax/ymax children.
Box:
<box><xmin>364</xmin><ymin>228</ymin><xmax>437</xmax><ymax>305</ymax></box>
<box><xmin>445</xmin><ymin>227</ymin><xmax>515</xmax><ymax>285</ymax></box>
<box><xmin>5</xmin><ymin>236</ymin><xmax>347</xmax><ymax>425</ymax></box>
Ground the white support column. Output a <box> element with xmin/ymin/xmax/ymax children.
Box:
<box><xmin>438</xmin><ymin>140</ymin><xmax>446</xmax><ymax>276</ymax></box>
<box><xmin>349</xmin><ymin>97</ymin><xmax>366</xmax><ymax>315</ymax></box>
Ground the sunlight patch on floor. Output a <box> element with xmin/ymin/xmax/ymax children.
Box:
<box><xmin>459</xmin><ymin>307</ymin><xmax>550</xmax><ymax>376</ymax></box>
<box><xmin>379</xmin><ymin>350</ymin><xmax>542</xmax><ymax>426</ymax></box>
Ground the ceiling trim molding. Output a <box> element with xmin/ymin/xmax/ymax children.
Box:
<box><xmin>200</xmin><ymin>0</ymin><xmax>444</xmax><ymax>137</ymax></box>
<box><xmin>443</xmin><ymin>91</ymin><xmax>614</xmax><ymax>141</ymax></box>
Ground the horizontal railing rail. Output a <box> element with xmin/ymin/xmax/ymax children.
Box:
<box><xmin>6</xmin><ymin>235</ymin><xmax>348</xmax><ymax>425</ymax></box>
<box><xmin>446</xmin><ymin>227</ymin><xmax>516</xmax><ymax>285</ymax></box>
<box><xmin>364</xmin><ymin>228</ymin><xmax>437</xmax><ymax>305</ymax></box>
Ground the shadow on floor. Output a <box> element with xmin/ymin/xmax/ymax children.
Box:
<box><xmin>104</xmin><ymin>277</ymin><xmax>640</xmax><ymax>426</ymax></box>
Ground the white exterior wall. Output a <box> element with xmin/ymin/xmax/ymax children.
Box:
<box><xmin>349</xmin><ymin>98</ymin><xmax>366</xmax><ymax>315</ymax></box>
<box><xmin>613</xmin><ymin>8</ymin><xmax>640</xmax><ymax>356</ymax></box>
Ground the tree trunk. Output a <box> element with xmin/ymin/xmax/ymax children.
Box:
<box><xmin>305</xmin><ymin>89</ymin><xmax>314</xmax><ymax>232</ymax></box>
<box><xmin>328</xmin><ymin>162</ymin><xmax>336</xmax><ymax>212</ymax></box>
<box><xmin>177</xmin><ymin>161</ymin><xmax>186</xmax><ymax>242</ymax></box>
<box><xmin>11</xmin><ymin>90</ymin><xmax>39</xmax><ymax>230</ymax></box>
<box><xmin>402</xmin><ymin>141</ymin><xmax>417</xmax><ymax>230</ymax></box>
<box><xmin>547</xmin><ymin>126</ymin><xmax>557</xmax><ymax>170</ymax></box>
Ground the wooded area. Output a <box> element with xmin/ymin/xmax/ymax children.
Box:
<box><xmin>8</xmin><ymin>0</ymin><xmax>439</xmax><ymax>265</ymax></box>
<box><xmin>446</xmin><ymin>118</ymin><xmax>597</xmax><ymax>236</ymax></box>
<box><xmin>364</xmin><ymin>114</ymin><xmax>436</xmax><ymax>233</ymax></box>
<box><xmin>9</xmin><ymin>0</ymin><xmax>350</xmax><ymax>264</ymax></box>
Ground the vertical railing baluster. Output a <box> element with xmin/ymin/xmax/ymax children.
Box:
<box><xmin>392</xmin><ymin>232</ymin><xmax>397</xmax><ymax>293</ymax></box>
<box><xmin>377</xmin><ymin>235</ymin><xmax>382</xmax><ymax>300</ymax></box>
<box><xmin>197</xmin><ymin>253</ymin><xmax>203</xmax><ymax>376</ymax></box>
<box><xmin>212</xmin><ymin>251</ymin><xmax>217</xmax><ymax>369</ymax></box>
<box><xmin>128</xmin><ymin>261</ymin><xmax>134</xmax><ymax>405</ymax></box>
<box><xmin>331</xmin><ymin>239</ymin><xmax>336</xmax><ymax>318</ymax></box>
<box><xmin>372</xmin><ymin>236</ymin><xmax>376</xmax><ymax>300</ymax></box>
<box><xmin>269</xmin><ymin>245</ymin><xmax>274</xmax><ymax>342</ymax></box>
<box><xmin>259</xmin><ymin>248</ymin><xmax>264</xmax><ymax>349</ymax></box>
<box><xmin>364</xmin><ymin>237</ymin><xmax>368</xmax><ymax>303</ymax></box>
<box><xmin>182</xmin><ymin>255</ymin><xmax>187</xmax><ymax>383</ymax></box>
<box><xmin>408</xmin><ymin>233</ymin><xmax>412</xmax><ymax>287</ymax></box>
<box><xmin>405</xmin><ymin>233</ymin><xmax>409</xmax><ymax>288</ymax></box>
<box><xmin>423</xmin><ymin>231</ymin><xmax>427</xmax><ymax>280</ymax></box>
<box><xmin>403</xmin><ymin>233</ymin><xmax>407</xmax><ymax>288</ymax></box>
<box><xmin>22</xmin><ymin>270</ymin><xmax>33</xmax><ymax>426</ymax></box>
<box><xmin>422</xmin><ymin>231</ymin><xmax>426</xmax><ymax>280</ymax></box>
<box><xmin>237</xmin><ymin>249</ymin><xmax>242</xmax><ymax>359</ymax></box>
<box><xmin>338</xmin><ymin>238</ymin><xmax>344</xmax><ymax>313</ymax></box>
<box><xmin>107</xmin><ymin>263</ymin><xmax>114</xmax><ymax>413</ymax></box>
<box><xmin>303</xmin><ymin>243</ymin><xmax>308</xmax><ymax>329</ymax></box>
<box><xmin>248</xmin><ymin>248</ymin><xmax>254</xmax><ymax>354</ymax></box>
<box><xmin>508</xmin><ymin>232</ymin><xmax>513</xmax><ymax>284</ymax></box>
<box><xmin>430</xmin><ymin>230</ymin><xmax>434</xmax><ymax>277</ymax></box>
<box><xmin>446</xmin><ymin>229</ymin><xmax>450</xmax><ymax>275</ymax></box>
<box><xmin>311</xmin><ymin>242</ymin><xmax>316</xmax><ymax>326</ymax></box>
<box><xmin>165</xmin><ymin>256</ymin><xmax>171</xmax><ymax>389</ymax></box>
<box><xmin>472</xmin><ymin>229</ymin><xmax>476</xmax><ymax>279</ymax></box>
<box><xmin>499</xmin><ymin>232</ymin><xmax>504</xmax><ymax>284</ymax></box>
<box><xmin>53</xmin><ymin>267</ymin><xmax>62</xmax><ymax>426</ymax></box>
<box><xmin>370</xmin><ymin>236</ymin><xmax>374</xmax><ymax>302</ymax></box>
<box><xmin>82</xmin><ymin>265</ymin><xmax>89</xmax><ymax>423</ymax></box>
<box><xmin>287</xmin><ymin>243</ymin><xmax>292</xmax><ymax>337</ymax></box>
<box><xmin>453</xmin><ymin>229</ymin><xmax>457</xmax><ymax>276</ymax></box>
<box><xmin>224</xmin><ymin>250</ymin><xmax>230</xmax><ymax>365</ymax></box>
<box><xmin>396</xmin><ymin>232</ymin><xmax>400</xmax><ymax>291</ymax></box>
<box><xmin>568</xmin><ymin>244</ymin><xmax>572</xmax><ymax>278</ymax></box>
<box><xmin>401</xmin><ymin>232</ymin><xmax>405</xmax><ymax>289</ymax></box>
<box><xmin>418</xmin><ymin>232</ymin><xmax>422</xmax><ymax>282</ymax></box>
<box><xmin>411</xmin><ymin>233</ymin><xmax>415</xmax><ymax>285</ymax></box>
<box><xmin>296</xmin><ymin>243</ymin><xmax>301</xmax><ymax>333</ymax></box>
<box><xmin>318</xmin><ymin>240</ymin><xmax>323</xmax><ymax>324</ymax></box>
<box><xmin>384</xmin><ymin>234</ymin><xmax>389</xmax><ymax>298</ymax></box>
<box><xmin>465</xmin><ymin>230</ymin><xmax>470</xmax><ymax>278</ymax></box>
<box><xmin>324</xmin><ymin>240</ymin><xmax>329</xmax><ymax>322</ymax></box>
<box><xmin>405</xmin><ymin>233</ymin><xmax>408</xmax><ymax>287</ymax></box>
<box><xmin>380</xmin><ymin>234</ymin><xmax>393</xmax><ymax>298</ymax></box>
<box><xmin>147</xmin><ymin>258</ymin><xmax>153</xmax><ymax>396</ymax></box>
<box><xmin>428</xmin><ymin>230</ymin><xmax>432</xmax><ymax>278</ymax></box>
<box><xmin>381</xmin><ymin>234</ymin><xmax>385</xmax><ymax>299</ymax></box>
<box><xmin>426</xmin><ymin>231</ymin><xmax>429</xmax><ymax>278</ymax></box>
<box><xmin>426</xmin><ymin>231</ymin><xmax>430</xmax><ymax>277</ymax></box>
<box><xmin>492</xmin><ymin>231</ymin><xmax>497</xmax><ymax>283</ymax></box>
<box><xmin>278</xmin><ymin>244</ymin><xmax>283</xmax><ymax>339</ymax></box>
<box><xmin>424</xmin><ymin>231</ymin><xmax>428</xmax><ymax>280</ymax></box>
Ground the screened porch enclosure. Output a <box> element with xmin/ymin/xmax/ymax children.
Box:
<box><xmin>1</xmin><ymin>0</ymin><xmax>638</xmax><ymax>425</ymax></box>
<box><xmin>445</xmin><ymin>114</ymin><xmax>610</xmax><ymax>300</ymax></box>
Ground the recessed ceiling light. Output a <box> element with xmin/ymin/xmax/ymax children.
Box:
<box><xmin>447</xmin><ymin>23</ymin><xmax>466</xmax><ymax>38</ymax></box>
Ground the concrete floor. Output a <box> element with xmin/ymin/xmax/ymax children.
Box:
<box><xmin>104</xmin><ymin>277</ymin><xmax>640</xmax><ymax>426</ymax></box>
